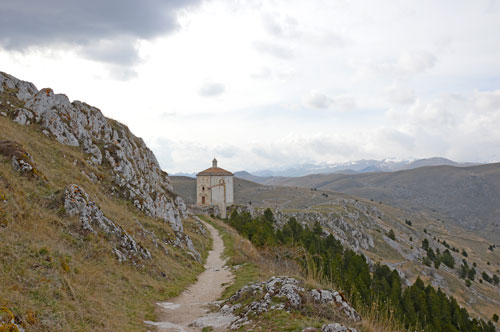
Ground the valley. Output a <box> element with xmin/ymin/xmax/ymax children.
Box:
<box><xmin>171</xmin><ymin>175</ymin><xmax>500</xmax><ymax>323</ymax></box>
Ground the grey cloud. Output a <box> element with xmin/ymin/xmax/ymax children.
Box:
<box><xmin>377</xmin><ymin>128</ymin><xmax>416</xmax><ymax>150</ymax></box>
<box><xmin>474</xmin><ymin>90</ymin><xmax>500</xmax><ymax>111</ymax></box>
<box><xmin>107</xmin><ymin>65</ymin><xmax>139</xmax><ymax>81</ymax></box>
<box><xmin>303</xmin><ymin>90</ymin><xmax>331</xmax><ymax>109</ymax></box>
<box><xmin>214</xmin><ymin>145</ymin><xmax>239</xmax><ymax>158</ymax></box>
<box><xmin>80</xmin><ymin>38</ymin><xmax>140</xmax><ymax>65</ymax></box>
<box><xmin>198</xmin><ymin>81</ymin><xmax>225</xmax><ymax>97</ymax></box>
<box><xmin>0</xmin><ymin>0</ymin><xmax>200</xmax><ymax>66</ymax></box>
<box><xmin>303</xmin><ymin>90</ymin><xmax>356</xmax><ymax>111</ymax></box>
<box><xmin>385</xmin><ymin>85</ymin><xmax>416</xmax><ymax>105</ymax></box>
<box><xmin>253</xmin><ymin>41</ymin><xmax>293</xmax><ymax>59</ymax></box>
<box><xmin>261</xmin><ymin>13</ymin><xmax>299</xmax><ymax>39</ymax></box>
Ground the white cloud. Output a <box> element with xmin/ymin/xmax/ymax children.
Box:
<box><xmin>253</xmin><ymin>40</ymin><xmax>294</xmax><ymax>59</ymax></box>
<box><xmin>385</xmin><ymin>84</ymin><xmax>416</xmax><ymax>105</ymax></box>
<box><xmin>2</xmin><ymin>0</ymin><xmax>500</xmax><ymax>172</ymax></box>
<box><xmin>198</xmin><ymin>81</ymin><xmax>225</xmax><ymax>97</ymax></box>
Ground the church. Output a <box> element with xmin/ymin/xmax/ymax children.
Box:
<box><xmin>196</xmin><ymin>158</ymin><xmax>234</xmax><ymax>218</ymax></box>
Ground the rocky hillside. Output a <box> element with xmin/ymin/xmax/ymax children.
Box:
<box><xmin>0</xmin><ymin>72</ymin><xmax>210</xmax><ymax>331</ymax></box>
<box><xmin>0</xmin><ymin>71</ymin><xmax>198</xmax><ymax>257</ymax></box>
<box><xmin>235</xmin><ymin>164</ymin><xmax>500</xmax><ymax>242</ymax></box>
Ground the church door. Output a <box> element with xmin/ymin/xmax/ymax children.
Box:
<box><xmin>202</xmin><ymin>196</ymin><xmax>205</xmax><ymax>204</ymax></box>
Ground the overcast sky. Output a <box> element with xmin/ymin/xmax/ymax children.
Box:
<box><xmin>1</xmin><ymin>0</ymin><xmax>500</xmax><ymax>173</ymax></box>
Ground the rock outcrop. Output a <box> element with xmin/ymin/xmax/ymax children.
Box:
<box><xmin>64</xmin><ymin>184</ymin><xmax>152</xmax><ymax>262</ymax></box>
<box><xmin>220</xmin><ymin>276</ymin><xmax>360</xmax><ymax>330</ymax></box>
<box><xmin>235</xmin><ymin>201</ymin><xmax>376</xmax><ymax>253</ymax></box>
<box><xmin>0</xmin><ymin>71</ymin><xmax>198</xmax><ymax>258</ymax></box>
<box><xmin>0</xmin><ymin>140</ymin><xmax>46</xmax><ymax>180</ymax></box>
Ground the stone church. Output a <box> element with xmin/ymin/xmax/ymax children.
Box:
<box><xmin>196</xmin><ymin>158</ymin><xmax>234</xmax><ymax>217</ymax></box>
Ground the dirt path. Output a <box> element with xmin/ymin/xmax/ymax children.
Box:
<box><xmin>146</xmin><ymin>221</ymin><xmax>234</xmax><ymax>332</ymax></box>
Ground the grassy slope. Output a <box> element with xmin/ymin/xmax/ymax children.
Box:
<box><xmin>0</xmin><ymin>116</ymin><xmax>211</xmax><ymax>331</ymax></box>
<box><xmin>201</xmin><ymin>216</ymin><xmax>404</xmax><ymax>332</ymax></box>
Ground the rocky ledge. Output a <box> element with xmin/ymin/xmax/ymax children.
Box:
<box><xmin>64</xmin><ymin>184</ymin><xmax>152</xmax><ymax>263</ymax></box>
<box><xmin>219</xmin><ymin>276</ymin><xmax>360</xmax><ymax>330</ymax></box>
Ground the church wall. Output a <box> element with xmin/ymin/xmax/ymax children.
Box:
<box><xmin>225</xmin><ymin>176</ymin><xmax>234</xmax><ymax>204</ymax></box>
<box><xmin>196</xmin><ymin>172</ymin><xmax>234</xmax><ymax>219</ymax></box>
<box><xmin>209</xmin><ymin>175</ymin><xmax>228</xmax><ymax>205</ymax></box>
<box><xmin>196</xmin><ymin>175</ymin><xmax>211</xmax><ymax>205</ymax></box>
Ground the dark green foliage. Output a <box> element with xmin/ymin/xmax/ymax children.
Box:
<box><xmin>226</xmin><ymin>210</ymin><xmax>494</xmax><ymax>332</ymax></box>
<box><xmin>462</xmin><ymin>249</ymin><xmax>468</xmax><ymax>257</ymax></box>
<box><xmin>387</xmin><ymin>228</ymin><xmax>396</xmax><ymax>241</ymax></box>
<box><xmin>493</xmin><ymin>274</ymin><xmax>499</xmax><ymax>285</ymax></box>
<box><xmin>459</xmin><ymin>262</ymin><xmax>469</xmax><ymax>279</ymax></box>
<box><xmin>468</xmin><ymin>267</ymin><xmax>476</xmax><ymax>281</ymax></box>
<box><xmin>493</xmin><ymin>313</ymin><xmax>499</xmax><ymax>322</ymax></box>
<box><xmin>482</xmin><ymin>271</ymin><xmax>493</xmax><ymax>284</ymax></box>
<box><xmin>405</xmin><ymin>219</ymin><xmax>412</xmax><ymax>226</ymax></box>
<box><xmin>423</xmin><ymin>244</ymin><xmax>455</xmax><ymax>269</ymax></box>
<box><xmin>440</xmin><ymin>249</ymin><xmax>455</xmax><ymax>269</ymax></box>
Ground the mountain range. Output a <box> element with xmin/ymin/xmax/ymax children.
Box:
<box><xmin>235</xmin><ymin>163</ymin><xmax>500</xmax><ymax>242</ymax></box>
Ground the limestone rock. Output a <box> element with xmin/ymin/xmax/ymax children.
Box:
<box><xmin>250</xmin><ymin>204</ymin><xmax>375</xmax><ymax>253</ymax></box>
<box><xmin>0</xmin><ymin>140</ymin><xmax>46</xmax><ymax>180</ymax></box>
<box><xmin>222</xmin><ymin>276</ymin><xmax>360</xmax><ymax>329</ymax></box>
<box><xmin>64</xmin><ymin>184</ymin><xmax>152</xmax><ymax>262</ymax></box>
<box><xmin>0</xmin><ymin>71</ymin><xmax>199</xmax><ymax>258</ymax></box>
<box><xmin>322</xmin><ymin>323</ymin><xmax>358</xmax><ymax>332</ymax></box>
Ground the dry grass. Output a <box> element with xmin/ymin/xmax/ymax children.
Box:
<box><xmin>0</xmin><ymin>116</ymin><xmax>211</xmax><ymax>331</ymax></box>
<box><xmin>203</xmin><ymin>216</ymin><xmax>406</xmax><ymax>332</ymax></box>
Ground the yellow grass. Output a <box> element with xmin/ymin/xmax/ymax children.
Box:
<box><xmin>0</xmin><ymin>116</ymin><xmax>211</xmax><ymax>331</ymax></box>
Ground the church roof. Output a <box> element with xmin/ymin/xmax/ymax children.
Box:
<box><xmin>197</xmin><ymin>166</ymin><xmax>234</xmax><ymax>176</ymax></box>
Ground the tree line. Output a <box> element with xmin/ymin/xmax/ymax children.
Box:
<box><xmin>226</xmin><ymin>209</ymin><xmax>496</xmax><ymax>332</ymax></box>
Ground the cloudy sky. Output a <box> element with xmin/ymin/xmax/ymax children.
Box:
<box><xmin>1</xmin><ymin>0</ymin><xmax>500</xmax><ymax>173</ymax></box>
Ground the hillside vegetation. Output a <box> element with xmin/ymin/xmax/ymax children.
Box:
<box><xmin>223</xmin><ymin>209</ymin><xmax>497</xmax><ymax>332</ymax></box>
<box><xmin>0</xmin><ymin>72</ymin><xmax>211</xmax><ymax>331</ymax></box>
<box><xmin>237</xmin><ymin>165</ymin><xmax>500</xmax><ymax>242</ymax></box>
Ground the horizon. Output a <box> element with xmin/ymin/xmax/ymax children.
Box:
<box><xmin>1</xmin><ymin>1</ymin><xmax>500</xmax><ymax>173</ymax></box>
<box><xmin>175</xmin><ymin>156</ymin><xmax>488</xmax><ymax>176</ymax></box>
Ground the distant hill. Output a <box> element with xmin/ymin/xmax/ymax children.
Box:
<box><xmin>239</xmin><ymin>157</ymin><xmax>479</xmax><ymax>178</ymax></box>
<box><xmin>237</xmin><ymin>163</ymin><xmax>500</xmax><ymax>241</ymax></box>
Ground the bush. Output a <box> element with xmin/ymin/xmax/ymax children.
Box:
<box><xmin>387</xmin><ymin>229</ymin><xmax>396</xmax><ymax>241</ymax></box>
